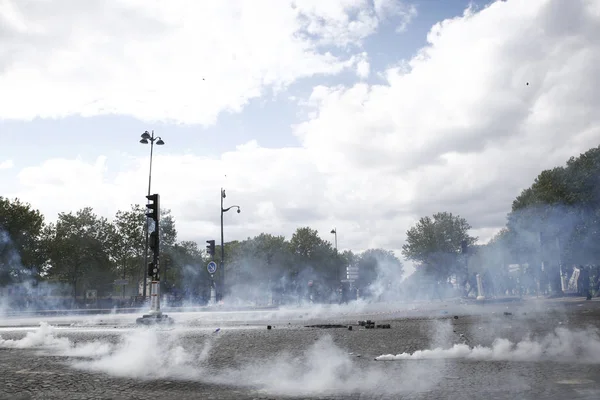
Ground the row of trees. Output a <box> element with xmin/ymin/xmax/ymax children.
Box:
<box><xmin>1</xmin><ymin>145</ymin><xmax>598</xmax><ymax>306</ymax></box>
<box><xmin>0</xmin><ymin>198</ymin><xmax>403</xmax><ymax>306</ymax></box>
<box><xmin>400</xmin><ymin>145</ymin><xmax>600</xmax><ymax>297</ymax></box>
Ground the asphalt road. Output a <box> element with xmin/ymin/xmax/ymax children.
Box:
<box><xmin>1</xmin><ymin>298</ymin><xmax>600</xmax><ymax>400</ymax></box>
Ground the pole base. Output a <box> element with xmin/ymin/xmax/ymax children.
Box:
<box><xmin>136</xmin><ymin>313</ymin><xmax>174</xmax><ymax>325</ymax></box>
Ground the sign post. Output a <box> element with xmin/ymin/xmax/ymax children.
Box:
<box><xmin>207</xmin><ymin>261</ymin><xmax>218</xmax><ymax>274</ymax></box>
<box><xmin>207</xmin><ymin>261</ymin><xmax>218</xmax><ymax>304</ymax></box>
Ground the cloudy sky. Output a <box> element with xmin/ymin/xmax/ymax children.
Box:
<box><xmin>1</xmin><ymin>0</ymin><xmax>599</xmax><ymax>270</ymax></box>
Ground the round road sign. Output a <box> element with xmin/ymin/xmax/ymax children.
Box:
<box><xmin>207</xmin><ymin>261</ymin><xmax>218</xmax><ymax>274</ymax></box>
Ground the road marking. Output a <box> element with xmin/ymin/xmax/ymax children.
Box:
<box><xmin>557</xmin><ymin>379</ymin><xmax>595</xmax><ymax>385</ymax></box>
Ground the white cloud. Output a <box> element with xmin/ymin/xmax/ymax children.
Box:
<box><xmin>355</xmin><ymin>52</ymin><xmax>371</xmax><ymax>79</ymax></box>
<box><xmin>5</xmin><ymin>0</ymin><xmax>600</xmax><ymax>262</ymax></box>
<box><xmin>0</xmin><ymin>0</ymin><xmax>397</xmax><ymax>126</ymax></box>
<box><xmin>373</xmin><ymin>0</ymin><xmax>417</xmax><ymax>32</ymax></box>
<box><xmin>0</xmin><ymin>160</ymin><xmax>14</xmax><ymax>170</ymax></box>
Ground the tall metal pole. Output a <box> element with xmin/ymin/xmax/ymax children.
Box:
<box><xmin>334</xmin><ymin>231</ymin><xmax>338</xmax><ymax>251</ymax></box>
<box><xmin>331</xmin><ymin>228</ymin><xmax>337</xmax><ymax>251</ymax></box>
<box><xmin>220</xmin><ymin>188</ymin><xmax>225</xmax><ymax>301</ymax></box>
<box><xmin>141</xmin><ymin>130</ymin><xmax>160</xmax><ymax>300</ymax></box>
<box><xmin>219</xmin><ymin>188</ymin><xmax>240</xmax><ymax>301</ymax></box>
<box><xmin>142</xmin><ymin>134</ymin><xmax>154</xmax><ymax>300</ymax></box>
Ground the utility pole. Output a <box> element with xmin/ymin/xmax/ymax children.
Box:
<box><xmin>220</xmin><ymin>188</ymin><xmax>240</xmax><ymax>302</ymax></box>
<box><xmin>137</xmin><ymin>193</ymin><xmax>173</xmax><ymax>325</ymax></box>
<box><xmin>139</xmin><ymin>131</ymin><xmax>165</xmax><ymax>301</ymax></box>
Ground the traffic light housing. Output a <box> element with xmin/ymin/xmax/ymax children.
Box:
<box><xmin>146</xmin><ymin>194</ymin><xmax>160</xmax><ymax>222</ymax></box>
<box><xmin>461</xmin><ymin>240</ymin><xmax>468</xmax><ymax>254</ymax></box>
<box><xmin>206</xmin><ymin>240</ymin><xmax>215</xmax><ymax>257</ymax></box>
<box><xmin>149</xmin><ymin>231</ymin><xmax>159</xmax><ymax>251</ymax></box>
<box><xmin>148</xmin><ymin>262</ymin><xmax>157</xmax><ymax>277</ymax></box>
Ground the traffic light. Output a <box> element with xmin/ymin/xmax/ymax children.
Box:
<box><xmin>146</xmin><ymin>194</ymin><xmax>160</xmax><ymax>222</ymax></box>
<box><xmin>149</xmin><ymin>231</ymin><xmax>159</xmax><ymax>251</ymax></box>
<box><xmin>147</xmin><ymin>262</ymin><xmax>157</xmax><ymax>277</ymax></box>
<box><xmin>206</xmin><ymin>240</ymin><xmax>215</xmax><ymax>257</ymax></box>
<box><xmin>461</xmin><ymin>240</ymin><xmax>468</xmax><ymax>254</ymax></box>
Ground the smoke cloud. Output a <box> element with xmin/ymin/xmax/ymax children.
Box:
<box><xmin>0</xmin><ymin>322</ymin><xmax>436</xmax><ymax>396</ymax></box>
<box><xmin>3</xmin><ymin>318</ymin><xmax>600</xmax><ymax>397</ymax></box>
<box><xmin>376</xmin><ymin>326</ymin><xmax>600</xmax><ymax>363</ymax></box>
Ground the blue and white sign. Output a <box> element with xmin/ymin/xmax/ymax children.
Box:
<box><xmin>207</xmin><ymin>261</ymin><xmax>218</xmax><ymax>274</ymax></box>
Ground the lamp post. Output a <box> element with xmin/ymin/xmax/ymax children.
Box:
<box><xmin>330</xmin><ymin>228</ymin><xmax>338</xmax><ymax>252</ymax></box>
<box><xmin>140</xmin><ymin>130</ymin><xmax>165</xmax><ymax>300</ymax></box>
<box><xmin>220</xmin><ymin>188</ymin><xmax>240</xmax><ymax>301</ymax></box>
<box><xmin>331</xmin><ymin>228</ymin><xmax>342</xmax><ymax>284</ymax></box>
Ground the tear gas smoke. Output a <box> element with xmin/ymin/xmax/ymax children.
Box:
<box><xmin>376</xmin><ymin>326</ymin><xmax>600</xmax><ymax>363</ymax></box>
<box><xmin>4</xmin><ymin>318</ymin><xmax>600</xmax><ymax>397</ymax></box>
<box><xmin>0</xmin><ymin>323</ymin><xmax>437</xmax><ymax>396</ymax></box>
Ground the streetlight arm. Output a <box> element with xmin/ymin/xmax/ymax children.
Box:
<box><xmin>222</xmin><ymin>205</ymin><xmax>241</xmax><ymax>213</ymax></box>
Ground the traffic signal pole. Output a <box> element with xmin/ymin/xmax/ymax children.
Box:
<box><xmin>137</xmin><ymin>193</ymin><xmax>173</xmax><ymax>325</ymax></box>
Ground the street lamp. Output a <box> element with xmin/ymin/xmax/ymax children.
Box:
<box><xmin>220</xmin><ymin>188</ymin><xmax>240</xmax><ymax>301</ymax></box>
<box><xmin>330</xmin><ymin>228</ymin><xmax>338</xmax><ymax>251</ymax></box>
<box><xmin>140</xmin><ymin>130</ymin><xmax>165</xmax><ymax>300</ymax></box>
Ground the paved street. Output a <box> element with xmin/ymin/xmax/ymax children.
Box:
<box><xmin>1</xmin><ymin>298</ymin><xmax>600</xmax><ymax>399</ymax></box>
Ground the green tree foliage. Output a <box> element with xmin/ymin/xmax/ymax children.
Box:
<box><xmin>507</xmin><ymin>145</ymin><xmax>600</xmax><ymax>267</ymax></box>
<box><xmin>111</xmin><ymin>204</ymin><xmax>146</xmax><ymax>296</ymax></box>
<box><xmin>402</xmin><ymin>212</ymin><xmax>477</xmax><ymax>281</ymax></box>
<box><xmin>289</xmin><ymin>227</ymin><xmax>340</xmax><ymax>286</ymax></box>
<box><xmin>0</xmin><ymin>197</ymin><xmax>47</xmax><ymax>283</ymax></box>
<box><xmin>357</xmin><ymin>249</ymin><xmax>404</xmax><ymax>296</ymax></box>
<box><xmin>46</xmin><ymin>208</ymin><xmax>115</xmax><ymax>299</ymax></box>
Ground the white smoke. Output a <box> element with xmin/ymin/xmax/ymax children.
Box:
<box><xmin>0</xmin><ymin>322</ymin><xmax>113</xmax><ymax>357</ymax></box>
<box><xmin>4</xmin><ymin>320</ymin><xmax>600</xmax><ymax>397</ymax></box>
<box><xmin>0</xmin><ymin>322</ymin><xmax>435</xmax><ymax>396</ymax></box>
<box><xmin>376</xmin><ymin>326</ymin><xmax>600</xmax><ymax>363</ymax></box>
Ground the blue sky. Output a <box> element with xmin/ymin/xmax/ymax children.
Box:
<box><xmin>1</xmin><ymin>0</ymin><xmax>486</xmax><ymax>163</ymax></box>
<box><xmin>1</xmin><ymin>0</ymin><xmax>598</xmax><ymax>270</ymax></box>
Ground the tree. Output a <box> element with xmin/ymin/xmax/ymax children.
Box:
<box><xmin>46</xmin><ymin>208</ymin><xmax>115</xmax><ymax>300</ymax></box>
<box><xmin>0</xmin><ymin>197</ymin><xmax>47</xmax><ymax>284</ymax></box>
<box><xmin>111</xmin><ymin>204</ymin><xmax>146</xmax><ymax>296</ymax></box>
<box><xmin>506</xmin><ymin>145</ymin><xmax>600</xmax><ymax>294</ymax></box>
<box><xmin>357</xmin><ymin>249</ymin><xmax>404</xmax><ymax>298</ymax></box>
<box><xmin>289</xmin><ymin>227</ymin><xmax>338</xmax><ymax>287</ymax></box>
<box><xmin>158</xmin><ymin>208</ymin><xmax>178</xmax><ymax>249</ymax></box>
<box><xmin>163</xmin><ymin>240</ymin><xmax>206</xmax><ymax>301</ymax></box>
<box><xmin>402</xmin><ymin>212</ymin><xmax>477</xmax><ymax>281</ymax></box>
<box><xmin>223</xmin><ymin>234</ymin><xmax>293</xmax><ymax>303</ymax></box>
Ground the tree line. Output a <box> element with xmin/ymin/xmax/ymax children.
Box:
<box><xmin>1</xmin><ymin>144</ymin><xmax>599</xmax><ymax>307</ymax></box>
<box><xmin>400</xmin><ymin>145</ymin><xmax>600</xmax><ymax>298</ymax></box>
<box><xmin>0</xmin><ymin>200</ymin><xmax>403</xmax><ymax>306</ymax></box>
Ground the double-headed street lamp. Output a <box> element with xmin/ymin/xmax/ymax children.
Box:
<box><xmin>220</xmin><ymin>188</ymin><xmax>240</xmax><ymax>300</ymax></box>
<box><xmin>140</xmin><ymin>130</ymin><xmax>165</xmax><ymax>300</ymax></box>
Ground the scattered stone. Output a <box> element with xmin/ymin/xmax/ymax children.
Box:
<box><xmin>454</xmin><ymin>316</ymin><xmax>459</xmax><ymax>319</ymax></box>
<box><xmin>348</xmin><ymin>326</ymin><xmax>353</xmax><ymax>331</ymax></box>
<box><xmin>267</xmin><ymin>325</ymin><xmax>272</xmax><ymax>330</ymax></box>
<box><xmin>504</xmin><ymin>312</ymin><xmax>513</xmax><ymax>316</ymax></box>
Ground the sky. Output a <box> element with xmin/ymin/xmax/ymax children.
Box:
<box><xmin>1</xmin><ymin>0</ymin><xmax>599</xmax><ymax>274</ymax></box>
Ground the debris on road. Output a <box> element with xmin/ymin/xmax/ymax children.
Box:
<box><xmin>358</xmin><ymin>320</ymin><xmax>391</xmax><ymax>329</ymax></box>
<box><xmin>304</xmin><ymin>324</ymin><xmax>345</xmax><ymax>329</ymax></box>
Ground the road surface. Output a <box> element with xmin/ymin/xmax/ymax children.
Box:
<box><xmin>1</xmin><ymin>297</ymin><xmax>600</xmax><ymax>399</ymax></box>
